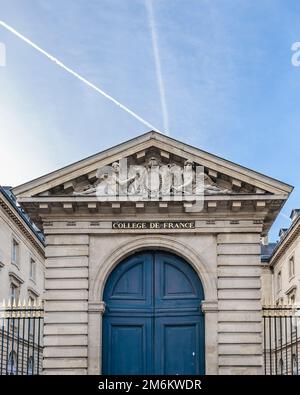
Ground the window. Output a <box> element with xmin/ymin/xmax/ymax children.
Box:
<box><xmin>28</xmin><ymin>295</ymin><xmax>35</xmax><ymax>306</ymax></box>
<box><xmin>27</xmin><ymin>356</ymin><xmax>33</xmax><ymax>375</ymax></box>
<box><xmin>278</xmin><ymin>358</ymin><xmax>284</xmax><ymax>375</ymax></box>
<box><xmin>8</xmin><ymin>351</ymin><xmax>17</xmax><ymax>375</ymax></box>
<box><xmin>29</xmin><ymin>258</ymin><xmax>36</xmax><ymax>281</ymax></box>
<box><xmin>289</xmin><ymin>256</ymin><xmax>295</xmax><ymax>279</ymax></box>
<box><xmin>9</xmin><ymin>273</ymin><xmax>23</xmax><ymax>304</ymax></box>
<box><xmin>9</xmin><ymin>282</ymin><xmax>19</xmax><ymax>304</ymax></box>
<box><xmin>11</xmin><ymin>239</ymin><xmax>19</xmax><ymax>266</ymax></box>
<box><xmin>290</xmin><ymin>294</ymin><xmax>295</xmax><ymax>305</ymax></box>
<box><xmin>277</xmin><ymin>271</ymin><xmax>282</xmax><ymax>293</ymax></box>
<box><xmin>292</xmin><ymin>354</ymin><xmax>298</xmax><ymax>375</ymax></box>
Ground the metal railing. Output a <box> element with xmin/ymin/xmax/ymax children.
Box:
<box><xmin>0</xmin><ymin>300</ymin><xmax>43</xmax><ymax>375</ymax></box>
<box><xmin>263</xmin><ymin>305</ymin><xmax>300</xmax><ymax>375</ymax></box>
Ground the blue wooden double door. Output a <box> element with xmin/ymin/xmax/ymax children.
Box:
<box><xmin>102</xmin><ymin>251</ymin><xmax>205</xmax><ymax>375</ymax></box>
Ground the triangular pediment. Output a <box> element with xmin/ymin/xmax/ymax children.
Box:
<box><xmin>12</xmin><ymin>131</ymin><xmax>292</xmax><ymax>199</ymax></box>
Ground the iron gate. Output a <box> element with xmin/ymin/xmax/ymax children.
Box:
<box><xmin>0</xmin><ymin>301</ymin><xmax>43</xmax><ymax>375</ymax></box>
<box><xmin>263</xmin><ymin>305</ymin><xmax>300</xmax><ymax>375</ymax></box>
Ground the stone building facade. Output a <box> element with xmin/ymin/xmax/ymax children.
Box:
<box><xmin>12</xmin><ymin>131</ymin><xmax>292</xmax><ymax>375</ymax></box>
<box><xmin>262</xmin><ymin>209</ymin><xmax>300</xmax><ymax>305</ymax></box>
<box><xmin>0</xmin><ymin>186</ymin><xmax>45</xmax><ymax>375</ymax></box>
<box><xmin>0</xmin><ymin>186</ymin><xmax>44</xmax><ymax>304</ymax></box>
<box><xmin>261</xmin><ymin>209</ymin><xmax>300</xmax><ymax>375</ymax></box>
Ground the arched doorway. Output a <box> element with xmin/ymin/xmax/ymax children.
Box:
<box><xmin>102</xmin><ymin>250</ymin><xmax>205</xmax><ymax>375</ymax></box>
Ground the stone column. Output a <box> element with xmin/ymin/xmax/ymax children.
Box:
<box><xmin>88</xmin><ymin>301</ymin><xmax>105</xmax><ymax>375</ymax></box>
<box><xmin>217</xmin><ymin>233</ymin><xmax>263</xmax><ymax>374</ymax></box>
<box><xmin>43</xmin><ymin>234</ymin><xmax>89</xmax><ymax>375</ymax></box>
<box><xmin>202</xmin><ymin>300</ymin><xmax>218</xmax><ymax>374</ymax></box>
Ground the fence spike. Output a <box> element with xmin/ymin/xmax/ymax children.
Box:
<box><xmin>0</xmin><ymin>300</ymin><xmax>44</xmax><ymax>374</ymax></box>
<box><xmin>16</xmin><ymin>299</ymin><xmax>21</xmax><ymax>318</ymax></box>
<box><xmin>2</xmin><ymin>298</ymin><xmax>6</xmax><ymax>309</ymax></box>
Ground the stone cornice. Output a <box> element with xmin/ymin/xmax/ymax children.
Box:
<box><xmin>285</xmin><ymin>284</ymin><xmax>297</xmax><ymax>296</ymax></box>
<box><xmin>88</xmin><ymin>301</ymin><xmax>106</xmax><ymax>314</ymax></box>
<box><xmin>201</xmin><ymin>300</ymin><xmax>218</xmax><ymax>313</ymax></box>
<box><xmin>17</xmin><ymin>193</ymin><xmax>286</xmax><ymax>203</ymax></box>
<box><xmin>20</xmin><ymin>194</ymin><xmax>280</xmax><ymax>234</ymax></box>
<box><xmin>270</xmin><ymin>217</ymin><xmax>300</xmax><ymax>267</ymax></box>
<box><xmin>9</xmin><ymin>271</ymin><xmax>24</xmax><ymax>284</ymax></box>
<box><xmin>27</xmin><ymin>286</ymin><xmax>40</xmax><ymax>298</ymax></box>
<box><xmin>0</xmin><ymin>194</ymin><xmax>44</xmax><ymax>259</ymax></box>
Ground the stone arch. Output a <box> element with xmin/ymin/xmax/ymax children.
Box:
<box><xmin>91</xmin><ymin>235</ymin><xmax>216</xmax><ymax>303</ymax></box>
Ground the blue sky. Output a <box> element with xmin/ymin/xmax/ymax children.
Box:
<box><xmin>0</xmin><ymin>0</ymin><xmax>300</xmax><ymax>241</ymax></box>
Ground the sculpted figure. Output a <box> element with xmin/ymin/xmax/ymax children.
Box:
<box><xmin>169</xmin><ymin>163</ymin><xmax>183</xmax><ymax>194</ymax></box>
<box><xmin>73</xmin><ymin>179</ymin><xmax>100</xmax><ymax>196</ymax></box>
<box><xmin>160</xmin><ymin>164</ymin><xmax>172</xmax><ymax>196</ymax></box>
<box><xmin>203</xmin><ymin>174</ymin><xmax>230</xmax><ymax>194</ymax></box>
<box><xmin>172</xmin><ymin>160</ymin><xmax>231</xmax><ymax>196</ymax></box>
<box><xmin>128</xmin><ymin>165</ymin><xmax>147</xmax><ymax>196</ymax></box>
<box><xmin>144</xmin><ymin>157</ymin><xmax>161</xmax><ymax>198</ymax></box>
<box><xmin>109</xmin><ymin>161</ymin><xmax>136</xmax><ymax>196</ymax></box>
<box><xmin>173</xmin><ymin>160</ymin><xmax>194</xmax><ymax>194</ymax></box>
<box><xmin>194</xmin><ymin>171</ymin><xmax>230</xmax><ymax>195</ymax></box>
<box><xmin>73</xmin><ymin>161</ymin><xmax>137</xmax><ymax>198</ymax></box>
<box><xmin>72</xmin><ymin>157</ymin><xmax>231</xmax><ymax>200</ymax></box>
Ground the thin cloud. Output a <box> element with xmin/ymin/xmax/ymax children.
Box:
<box><xmin>145</xmin><ymin>0</ymin><xmax>169</xmax><ymax>135</ymax></box>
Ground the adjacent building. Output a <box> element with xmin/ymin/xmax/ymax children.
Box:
<box><xmin>0</xmin><ymin>186</ymin><xmax>45</xmax><ymax>375</ymax></box>
<box><xmin>261</xmin><ymin>209</ymin><xmax>300</xmax><ymax>375</ymax></box>
<box><xmin>0</xmin><ymin>186</ymin><xmax>45</xmax><ymax>304</ymax></box>
<box><xmin>262</xmin><ymin>209</ymin><xmax>300</xmax><ymax>305</ymax></box>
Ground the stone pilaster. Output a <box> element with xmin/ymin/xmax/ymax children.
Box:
<box><xmin>201</xmin><ymin>300</ymin><xmax>218</xmax><ymax>374</ymax></box>
<box><xmin>88</xmin><ymin>301</ymin><xmax>105</xmax><ymax>375</ymax></box>
<box><xmin>217</xmin><ymin>233</ymin><xmax>263</xmax><ymax>374</ymax></box>
<box><xmin>43</xmin><ymin>234</ymin><xmax>89</xmax><ymax>375</ymax></box>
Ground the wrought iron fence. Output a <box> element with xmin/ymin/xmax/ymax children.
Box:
<box><xmin>0</xmin><ymin>300</ymin><xmax>43</xmax><ymax>375</ymax></box>
<box><xmin>263</xmin><ymin>305</ymin><xmax>300</xmax><ymax>375</ymax></box>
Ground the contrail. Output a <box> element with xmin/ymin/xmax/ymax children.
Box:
<box><xmin>0</xmin><ymin>20</ymin><xmax>162</xmax><ymax>133</ymax></box>
<box><xmin>145</xmin><ymin>0</ymin><xmax>169</xmax><ymax>135</ymax></box>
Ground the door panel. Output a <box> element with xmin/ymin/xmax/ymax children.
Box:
<box><xmin>102</xmin><ymin>251</ymin><xmax>205</xmax><ymax>375</ymax></box>
<box><xmin>155</xmin><ymin>253</ymin><xmax>203</xmax><ymax>311</ymax></box>
<box><xmin>155</xmin><ymin>316</ymin><xmax>205</xmax><ymax>375</ymax></box>
<box><xmin>104</xmin><ymin>253</ymin><xmax>153</xmax><ymax>312</ymax></box>
<box><xmin>102</xmin><ymin>316</ymin><xmax>153</xmax><ymax>375</ymax></box>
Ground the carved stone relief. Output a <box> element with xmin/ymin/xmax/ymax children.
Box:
<box><xmin>72</xmin><ymin>155</ymin><xmax>231</xmax><ymax>200</ymax></box>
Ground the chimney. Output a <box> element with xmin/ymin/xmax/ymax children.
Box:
<box><xmin>279</xmin><ymin>228</ymin><xmax>288</xmax><ymax>241</ymax></box>
<box><xmin>290</xmin><ymin>209</ymin><xmax>300</xmax><ymax>223</ymax></box>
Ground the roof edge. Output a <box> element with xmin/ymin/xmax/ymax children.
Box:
<box><xmin>12</xmin><ymin>130</ymin><xmax>294</xmax><ymax>197</ymax></box>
